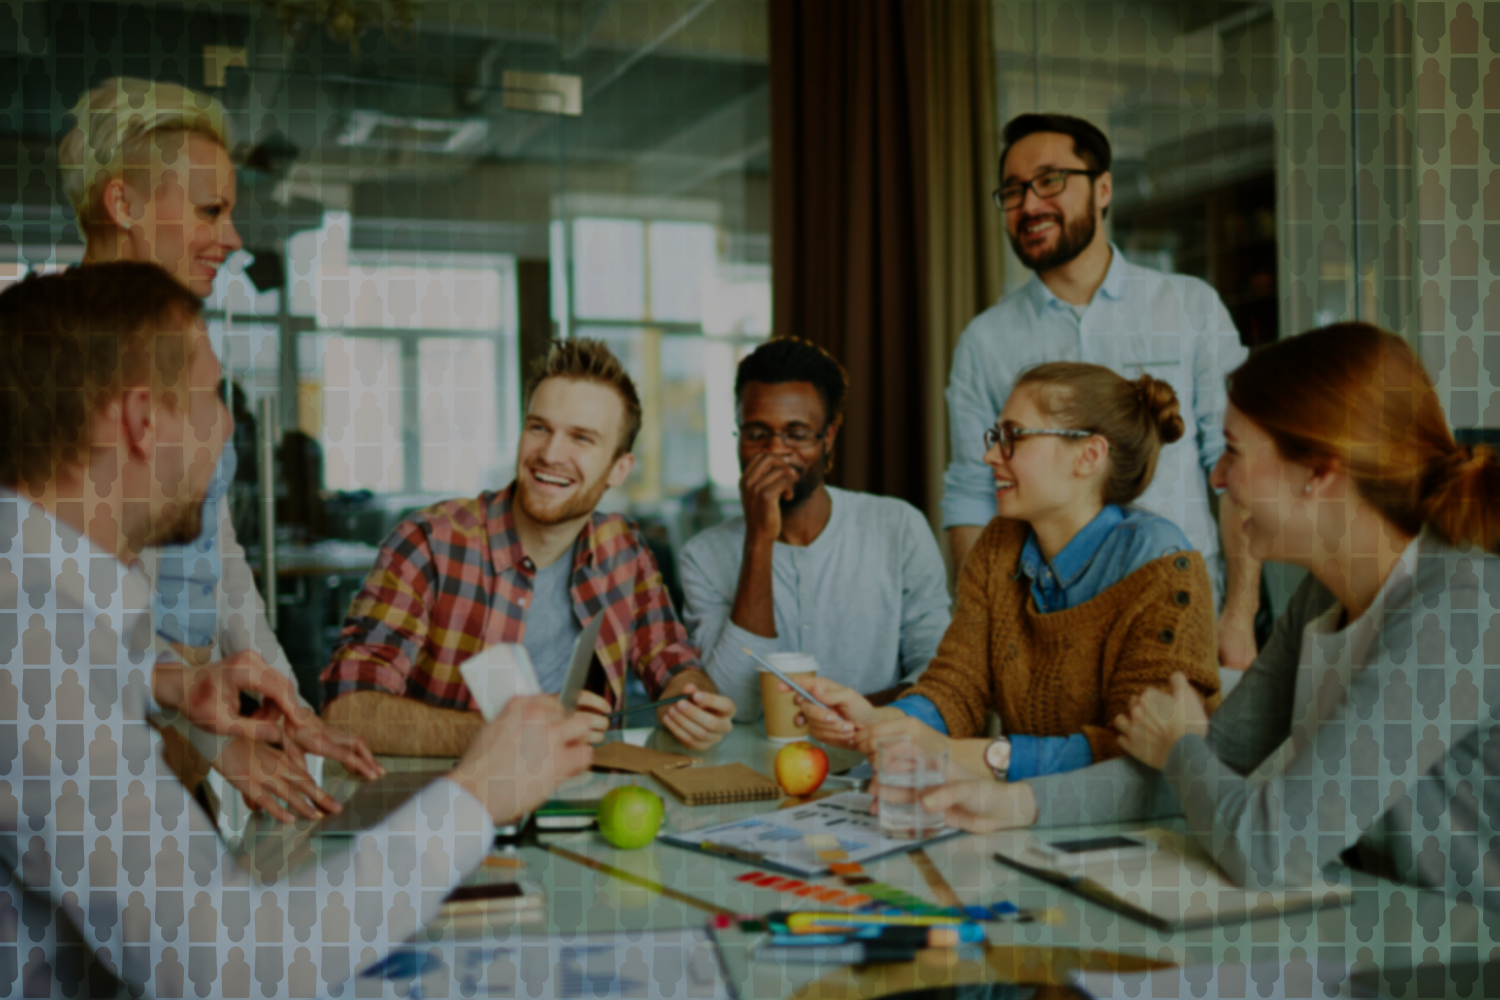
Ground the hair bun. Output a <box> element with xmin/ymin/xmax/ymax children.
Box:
<box><xmin>1136</xmin><ymin>375</ymin><xmax>1185</xmax><ymax>445</ymax></box>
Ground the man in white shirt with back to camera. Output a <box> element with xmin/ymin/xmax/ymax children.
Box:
<box><xmin>0</xmin><ymin>262</ymin><xmax>593</xmax><ymax>999</ymax></box>
<box><xmin>942</xmin><ymin>112</ymin><xmax>1262</xmax><ymax>672</ymax></box>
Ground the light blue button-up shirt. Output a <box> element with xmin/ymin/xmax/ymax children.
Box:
<box><xmin>941</xmin><ymin>246</ymin><xmax>1248</xmax><ymax>596</ymax></box>
<box><xmin>1017</xmin><ymin>505</ymin><xmax>1189</xmax><ymax>613</ymax></box>
<box><xmin>152</xmin><ymin>441</ymin><xmax>234</xmax><ymax>648</ymax></box>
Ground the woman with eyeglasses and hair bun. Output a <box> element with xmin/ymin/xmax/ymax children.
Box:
<box><xmin>790</xmin><ymin>362</ymin><xmax>1221</xmax><ymax>785</ymax></box>
<box><xmin>924</xmin><ymin>324</ymin><xmax>1500</xmax><ymax>905</ymax></box>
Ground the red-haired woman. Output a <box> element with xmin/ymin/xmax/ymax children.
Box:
<box><xmin>925</xmin><ymin>322</ymin><xmax>1500</xmax><ymax>900</ymax></box>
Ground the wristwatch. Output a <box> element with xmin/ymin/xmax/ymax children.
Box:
<box><xmin>984</xmin><ymin>735</ymin><xmax>1012</xmax><ymax>783</ymax></box>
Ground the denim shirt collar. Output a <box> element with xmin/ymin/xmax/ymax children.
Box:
<box><xmin>1017</xmin><ymin>505</ymin><xmax>1125</xmax><ymax>606</ymax></box>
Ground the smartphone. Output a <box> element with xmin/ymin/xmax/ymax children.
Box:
<box><xmin>442</xmin><ymin>882</ymin><xmax>544</xmax><ymax>912</ymax></box>
<box><xmin>827</xmin><ymin>761</ymin><xmax>874</xmax><ymax>792</ymax></box>
<box><xmin>1044</xmin><ymin>835</ymin><xmax>1146</xmax><ymax>856</ymax></box>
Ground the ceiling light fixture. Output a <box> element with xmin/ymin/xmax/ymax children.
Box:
<box><xmin>263</xmin><ymin>0</ymin><xmax>421</xmax><ymax>54</ymax></box>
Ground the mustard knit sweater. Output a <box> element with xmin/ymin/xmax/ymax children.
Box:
<box><xmin>909</xmin><ymin>518</ymin><xmax>1221</xmax><ymax>763</ymax></box>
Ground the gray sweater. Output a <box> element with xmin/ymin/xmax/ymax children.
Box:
<box><xmin>1026</xmin><ymin>528</ymin><xmax>1499</xmax><ymax>900</ymax></box>
<box><xmin>679</xmin><ymin>487</ymin><xmax>952</xmax><ymax>722</ymax></box>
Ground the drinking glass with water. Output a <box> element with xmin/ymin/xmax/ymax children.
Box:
<box><xmin>875</xmin><ymin>735</ymin><xmax>948</xmax><ymax>840</ymax></box>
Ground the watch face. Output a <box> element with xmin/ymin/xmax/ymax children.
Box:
<box><xmin>986</xmin><ymin>738</ymin><xmax>1011</xmax><ymax>772</ymax></box>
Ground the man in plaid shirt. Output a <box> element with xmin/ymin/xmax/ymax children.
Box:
<box><xmin>321</xmin><ymin>339</ymin><xmax>738</xmax><ymax>756</ymax></box>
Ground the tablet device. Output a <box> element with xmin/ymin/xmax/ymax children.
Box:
<box><xmin>558</xmin><ymin>613</ymin><xmax>606</xmax><ymax>712</ymax></box>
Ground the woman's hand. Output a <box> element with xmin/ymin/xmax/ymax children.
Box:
<box><xmin>783</xmin><ymin>676</ymin><xmax>877</xmax><ymax>748</ymax></box>
<box><xmin>253</xmin><ymin>699</ymin><xmax>385</xmax><ymax>780</ymax></box>
<box><xmin>917</xmin><ymin>778</ymin><xmax>1039</xmax><ymax>834</ymax></box>
<box><xmin>1115</xmin><ymin>672</ymin><xmax>1210</xmax><ymax>770</ymax></box>
<box><xmin>215</xmin><ymin>733</ymin><xmax>342</xmax><ymax>824</ymax></box>
<box><xmin>852</xmin><ymin>713</ymin><xmax>950</xmax><ymax>759</ymax></box>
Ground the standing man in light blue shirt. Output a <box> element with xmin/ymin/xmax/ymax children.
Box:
<box><xmin>943</xmin><ymin>113</ymin><xmax>1262</xmax><ymax>671</ymax></box>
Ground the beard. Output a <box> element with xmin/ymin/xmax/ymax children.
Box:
<box><xmin>516</xmin><ymin>465</ymin><xmax>614</xmax><ymax>526</ymax></box>
<box><xmin>779</xmin><ymin>458</ymin><xmax>825</xmax><ymax>514</ymax></box>
<box><xmin>1007</xmin><ymin>192</ymin><xmax>1098</xmax><ymax>272</ymax></box>
<box><xmin>142</xmin><ymin>499</ymin><xmax>205</xmax><ymax>549</ymax></box>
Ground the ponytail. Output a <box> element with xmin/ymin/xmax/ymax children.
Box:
<box><xmin>1017</xmin><ymin>362</ymin><xmax>1184</xmax><ymax>506</ymax></box>
<box><xmin>1421</xmin><ymin>444</ymin><xmax>1500</xmax><ymax>553</ymax></box>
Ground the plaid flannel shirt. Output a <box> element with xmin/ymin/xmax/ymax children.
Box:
<box><xmin>321</xmin><ymin>484</ymin><xmax>700</xmax><ymax>711</ymax></box>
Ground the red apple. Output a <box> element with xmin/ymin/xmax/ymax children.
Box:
<box><xmin>774</xmin><ymin>742</ymin><xmax>829</xmax><ymax>797</ymax></box>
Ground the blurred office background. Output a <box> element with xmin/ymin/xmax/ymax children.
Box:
<box><xmin>0</xmin><ymin>0</ymin><xmax>1490</xmax><ymax>702</ymax></box>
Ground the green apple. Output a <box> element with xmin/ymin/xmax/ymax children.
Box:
<box><xmin>597</xmin><ymin>785</ymin><xmax>664</xmax><ymax>850</ymax></box>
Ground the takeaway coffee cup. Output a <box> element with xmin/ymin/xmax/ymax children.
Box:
<box><xmin>759</xmin><ymin>652</ymin><xmax>818</xmax><ymax>743</ymax></box>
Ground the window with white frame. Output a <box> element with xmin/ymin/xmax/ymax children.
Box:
<box><xmin>289</xmin><ymin>219</ymin><xmax>521</xmax><ymax>498</ymax></box>
<box><xmin>557</xmin><ymin>213</ymin><xmax>771</xmax><ymax>509</ymax></box>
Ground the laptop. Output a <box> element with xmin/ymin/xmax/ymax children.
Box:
<box><xmin>271</xmin><ymin>614</ymin><xmax>608</xmax><ymax>840</ymax></box>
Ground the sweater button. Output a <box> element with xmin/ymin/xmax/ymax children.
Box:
<box><xmin>1175</xmin><ymin>591</ymin><xmax>1190</xmax><ymax>606</ymax></box>
<box><xmin>1159</xmin><ymin>629</ymin><xmax>1175</xmax><ymax>644</ymax></box>
<box><xmin>1174</xmin><ymin>556</ymin><xmax>1190</xmax><ymax>570</ymax></box>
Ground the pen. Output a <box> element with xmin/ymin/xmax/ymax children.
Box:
<box><xmin>992</xmin><ymin>852</ymin><xmax>1170</xmax><ymax>932</ymax></box>
<box><xmin>740</xmin><ymin>648</ymin><xmax>834</xmax><ymax>714</ymax></box>
<box><xmin>603</xmin><ymin>694</ymin><xmax>693</xmax><ymax>721</ymax></box>
<box><xmin>768</xmin><ymin>925</ymin><xmax>984</xmax><ymax>947</ymax></box>
<box><xmin>759</xmin><ymin>943</ymin><xmax>925</xmax><ymax>965</ymax></box>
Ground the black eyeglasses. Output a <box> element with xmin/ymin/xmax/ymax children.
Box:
<box><xmin>735</xmin><ymin>424</ymin><xmax>829</xmax><ymax>449</ymax></box>
<box><xmin>984</xmin><ymin>420</ymin><xmax>1093</xmax><ymax>459</ymax></box>
<box><xmin>992</xmin><ymin>169</ymin><xmax>1102</xmax><ymax>211</ymax></box>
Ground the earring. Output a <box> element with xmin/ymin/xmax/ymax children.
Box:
<box><xmin>1302</xmin><ymin>483</ymin><xmax>1312</xmax><ymax>496</ymax></box>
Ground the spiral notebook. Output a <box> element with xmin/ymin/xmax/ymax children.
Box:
<box><xmin>651</xmin><ymin>763</ymin><xmax>780</xmax><ymax>805</ymax></box>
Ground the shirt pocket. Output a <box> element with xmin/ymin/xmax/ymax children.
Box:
<box><xmin>1085</xmin><ymin>334</ymin><xmax>1188</xmax><ymax>390</ymax></box>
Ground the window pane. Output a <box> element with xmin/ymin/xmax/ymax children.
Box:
<box><xmin>703</xmin><ymin>340</ymin><xmax>742</xmax><ymax>488</ymax></box>
<box><xmin>418</xmin><ymin>338</ymin><xmax>506</xmax><ymax>494</ymax></box>
<box><xmin>298</xmin><ymin>334</ymin><xmax>405</xmax><ymax>492</ymax></box>
<box><xmin>648</xmin><ymin>222</ymin><xmax>717</xmax><ymax>323</ymax></box>
<box><xmin>573</xmin><ymin>219</ymin><xmax>646</xmax><ymax>321</ymax></box>
<box><xmin>702</xmin><ymin>263</ymin><xmax>773</xmax><ymax>337</ymax></box>
<box><xmin>210</xmin><ymin>319</ymin><xmax>281</xmax><ymax>414</ymax></box>
<box><xmin>206</xmin><ymin>250</ymin><xmax>281</xmax><ymax>316</ymax></box>
<box><xmin>659</xmin><ymin>337</ymin><xmax>707</xmax><ymax>491</ymax></box>
<box><xmin>287</xmin><ymin>221</ymin><xmax>509</xmax><ymax>331</ymax></box>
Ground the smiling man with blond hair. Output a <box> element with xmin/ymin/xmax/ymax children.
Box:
<box><xmin>321</xmin><ymin>338</ymin><xmax>738</xmax><ymax>755</ymax></box>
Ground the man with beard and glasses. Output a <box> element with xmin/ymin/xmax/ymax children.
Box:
<box><xmin>942</xmin><ymin>113</ymin><xmax>1263</xmax><ymax>676</ymax></box>
<box><xmin>320</xmin><ymin>339</ymin><xmax>737</xmax><ymax>755</ymax></box>
<box><xmin>679</xmin><ymin>338</ymin><xmax>951</xmax><ymax>723</ymax></box>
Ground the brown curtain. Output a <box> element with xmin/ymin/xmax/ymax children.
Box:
<box><xmin>923</xmin><ymin>0</ymin><xmax>1004</xmax><ymax>527</ymax></box>
<box><xmin>769</xmin><ymin>0</ymin><xmax>931</xmax><ymax>511</ymax></box>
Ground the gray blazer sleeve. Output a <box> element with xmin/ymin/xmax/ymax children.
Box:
<box><xmin>1027</xmin><ymin>571</ymin><xmax>1327</xmax><ymax>828</ymax></box>
<box><xmin>1162</xmin><ymin>546</ymin><xmax>1495</xmax><ymax>897</ymax></box>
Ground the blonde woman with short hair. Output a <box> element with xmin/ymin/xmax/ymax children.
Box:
<box><xmin>59</xmin><ymin>76</ymin><xmax>241</xmax><ymax>296</ymax></box>
<box><xmin>58</xmin><ymin>78</ymin><xmax>382</xmax><ymax>816</ymax></box>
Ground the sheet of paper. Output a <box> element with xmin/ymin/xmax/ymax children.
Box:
<box><xmin>458</xmin><ymin>643</ymin><xmax>542</xmax><ymax>721</ymax></box>
<box><xmin>662</xmin><ymin>791</ymin><xmax>960</xmax><ymax>877</ymax></box>
<box><xmin>369</xmin><ymin>927</ymin><xmax>733</xmax><ymax>999</ymax></box>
